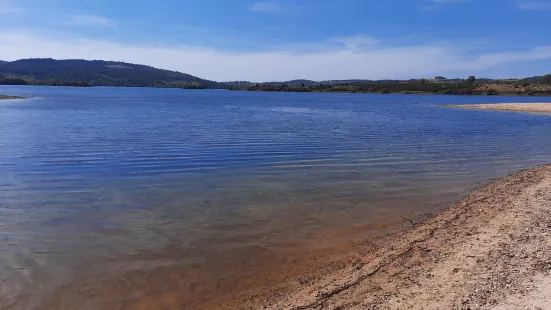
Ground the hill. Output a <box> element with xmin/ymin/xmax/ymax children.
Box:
<box><xmin>260</xmin><ymin>79</ymin><xmax>319</xmax><ymax>87</ymax></box>
<box><xmin>238</xmin><ymin>76</ymin><xmax>551</xmax><ymax>96</ymax></box>
<box><xmin>0</xmin><ymin>58</ymin><xmax>219</xmax><ymax>88</ymax></box>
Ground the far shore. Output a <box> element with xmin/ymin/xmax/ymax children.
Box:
<box><xmin>0</xmin><ymin>95</ymin><xmax>27</xmax><ymax>100</ymax></box>
<box><xmin>447</xmin><ymin>102</ymin><xmax>551</xmax><ymax>113</ymax></box>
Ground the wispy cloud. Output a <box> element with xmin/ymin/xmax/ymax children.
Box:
<box><xmin>517</xmin><ymin>0</ymin><xmax>551</xmax><ymax>9</ymax></box>
<box><xmin>248</xmin><ymin>2</ymin><xmax>297</xmax><ymax>14</ymax></box>
<box><xmin>426</xmin><ymin>0</ymin><xmax>468</xmax><ymax>3</ymax></box>
<box><xmin>334</xmin><ymin>36</ymin><xmax>380</xmax><ymax>51</ymax></box>
<box><xmin>53</xmin><ymin>15</ymin><xmax>117</xmax><ymax>27</ymax></box>
<box><xmin>422</xmin><ymin>0</ymin><xmax>469</xmax><ymax>10</ymax></box>
<box><xmin>1</xmin><ymin>30</ymin><xmax>551</xmax><ymax>81</ymax></box>
<box><xmin>0</xmin><ymin>0</ymin><xmax>22</xmax><ymax>15</ymax></box>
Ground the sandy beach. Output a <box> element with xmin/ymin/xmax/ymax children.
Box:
<box><xmin>447</xmin><ymin>103</ymin><xmax>551</xmax><ymax>113</ymax></box>
<box><xmin>224</xmin><ymin>165</ymin><xmax>551</xmax><ymax>309</ymax></box>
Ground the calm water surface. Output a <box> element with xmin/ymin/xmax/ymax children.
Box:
<box><xmin>0</xmin><ymin>86</ymin><xmax>550</xmax><ymax>308</ymax></box>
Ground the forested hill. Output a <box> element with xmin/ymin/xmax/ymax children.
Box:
<box><xmin>0</xmin><ymin>58</ymin><xmax>219</xmax><ymax>88</ymax></box>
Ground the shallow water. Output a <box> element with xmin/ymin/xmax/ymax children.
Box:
<box><xmin>1</xmin><ymin>86</ymin><xmax>550</xmax><ymax>308</ymax></box>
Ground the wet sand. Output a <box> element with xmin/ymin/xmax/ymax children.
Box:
<box><xmin>448</xmin><ymin>103</ymin><xmax>551</xmax><ymax>113</ymax></box>
<box><xmin>227</xmin><ymin>165</ymin><xmax>551</xmax><ymax>309</ymax></box>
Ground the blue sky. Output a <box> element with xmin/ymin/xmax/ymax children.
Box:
<box><xmin>1</xmin><ymin>0</ymin><xmax>551</xmax><ymax>81</ymax></box>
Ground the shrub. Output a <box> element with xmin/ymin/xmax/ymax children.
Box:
<box><xmin>0</xmin><ymin>78</ymin><xmax>27</xmax><ymax>85</ymax></box>
<box><xmin>486</xmin><ymin>89</ymin><xmax>498</xmax><ymax>96</ymax></box>
<box><xmin>435</xmin><ymin>89</ymin><xmax>455</xmax><ymax>95</ymax></box>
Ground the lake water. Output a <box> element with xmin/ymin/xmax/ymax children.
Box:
<box><xmin>1</xmin><ymin>86</ymin><xmax>550</xmax><ymax>309</ymax></box>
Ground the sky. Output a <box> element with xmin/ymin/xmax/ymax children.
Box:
<box><xmin>1</xmin><ymin>0</ymin><xmax>551</xmax><ymax>81</ymax></box>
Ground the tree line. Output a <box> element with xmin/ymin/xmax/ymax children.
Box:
<box><xmin>235</xmin><ymin>75</ymin><xmax>551</xmax><ymax>96</ymax></box>
<box><xmin>0</xmin><ymin>59</ymin><xmax>217</xmax><ymax>89</ymax></box>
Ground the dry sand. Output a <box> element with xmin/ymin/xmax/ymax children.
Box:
<box><xmin>447</xmin><ymin>103</ymin><xmax>551</xmax><ymax>113</ymax></box>
<box><xmin>232</xmin><ymin>165</ymin><xmax>551</xmax><ymax>309</ymax></box>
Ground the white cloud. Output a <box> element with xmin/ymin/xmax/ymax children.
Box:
<box><xmin>53</xmin><ymin>15</ymin><xmax>117</xmax><ymax>27</ymax></box>
<box><xmin>517</xmin><ymin>0</ymin><xmax>551</xmax><ymax>9</ymax></box>
<box><xmin>0</xmin><ymin>31</ymin><xmax>551</xmax><ymax>81</ymax></box>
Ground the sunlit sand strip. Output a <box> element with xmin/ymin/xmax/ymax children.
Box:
<box><xmin>447</xmin><ymin>103</ymin><xmax>551</xmax><ymax>113</ymax></box>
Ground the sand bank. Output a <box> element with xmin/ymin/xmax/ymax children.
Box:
<box><xmin>0</xmin><ymin>95</ymin><xmax>26</xmax><ymax>100</ymax></box>
<box><xmin>448</xmin><ymin>103</ymin><xmax>551</xmax><ymax>113</ymax></box>
<box><xmin>232</xmin><ymin>165</ymin><xmax>551</xmax><ymax>309</ymax></box>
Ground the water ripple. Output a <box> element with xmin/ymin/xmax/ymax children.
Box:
<box><xmin>0</xmin><ymin>87</ymin><xmax>550</xmax><ymax>308</ymax></box>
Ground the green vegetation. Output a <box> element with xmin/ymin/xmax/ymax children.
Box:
<box><xmin>0</xmin><ymin>78</ymin><xmax>27</xmax><ymax>85</ymax></box>
<box><xmin>0</xmin><ymin>77</ymin><xmax>93</xmax><ymax>87</ymax></box>
<box><xmin>232</xmin><ymin>76</ymin><xmax>551</xmax><ymax>96</ymax></box>
<box><xmin>0</xmin><ymin>59</ymin><xmax>217</xmax><ymax>89</ymax></box>
<box><xmin>3</xmin><ymin>58</ymin><xmax>551</xmax><ymax>96</ymax></box>
<box><xmin>520</xmin><ymin>74</ymin><xmax>551</xmax><ymax>85</ymax></box>
<box><xmin>240</xmin><ymin>80</ymin><xmax>482</xmax><ymax>95</ymax></box>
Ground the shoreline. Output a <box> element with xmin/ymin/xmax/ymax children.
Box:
<box><xmin>446</xmin><ymin>102</ymin><xmax>551</xmax><ymax>113</ymax></box>
<box><xmin>43</xmin><ymin>166</ymin><xmax>551</xmax><ymax>309</ymax></box>
<box><xmin>4</xmin><ymin>85</ymin><xmax>551</xmax><ymax>97</ymax></box>
<box><xmin>235</xmin><ymin>89</ymin><xmax>551</xmax><ymax>96</ymax></box>
<box><xmin>223</xmin><ymin>164</ymin><xmax>551</xmax><ymax>309</ymax></box>
<box><xmin>0</xmin><ymin>95</ymin><xmax>27</xmax><ymax>100</ymax></box>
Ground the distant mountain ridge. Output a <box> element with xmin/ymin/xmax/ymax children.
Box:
<box><xmin>0</xmin><ymin>58</ymin><xmax>219</xmax><ymax>88</ymax></box>
<box><xmin>1</xmin><ymin>58</ymin><xmax>550</xmax><ymax>90</ymax></box>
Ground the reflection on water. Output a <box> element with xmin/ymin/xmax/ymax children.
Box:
<box><xmin>0</xmin><ymin>86</ymin><xmax>550</xmax><ymax>308</ymax></box>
